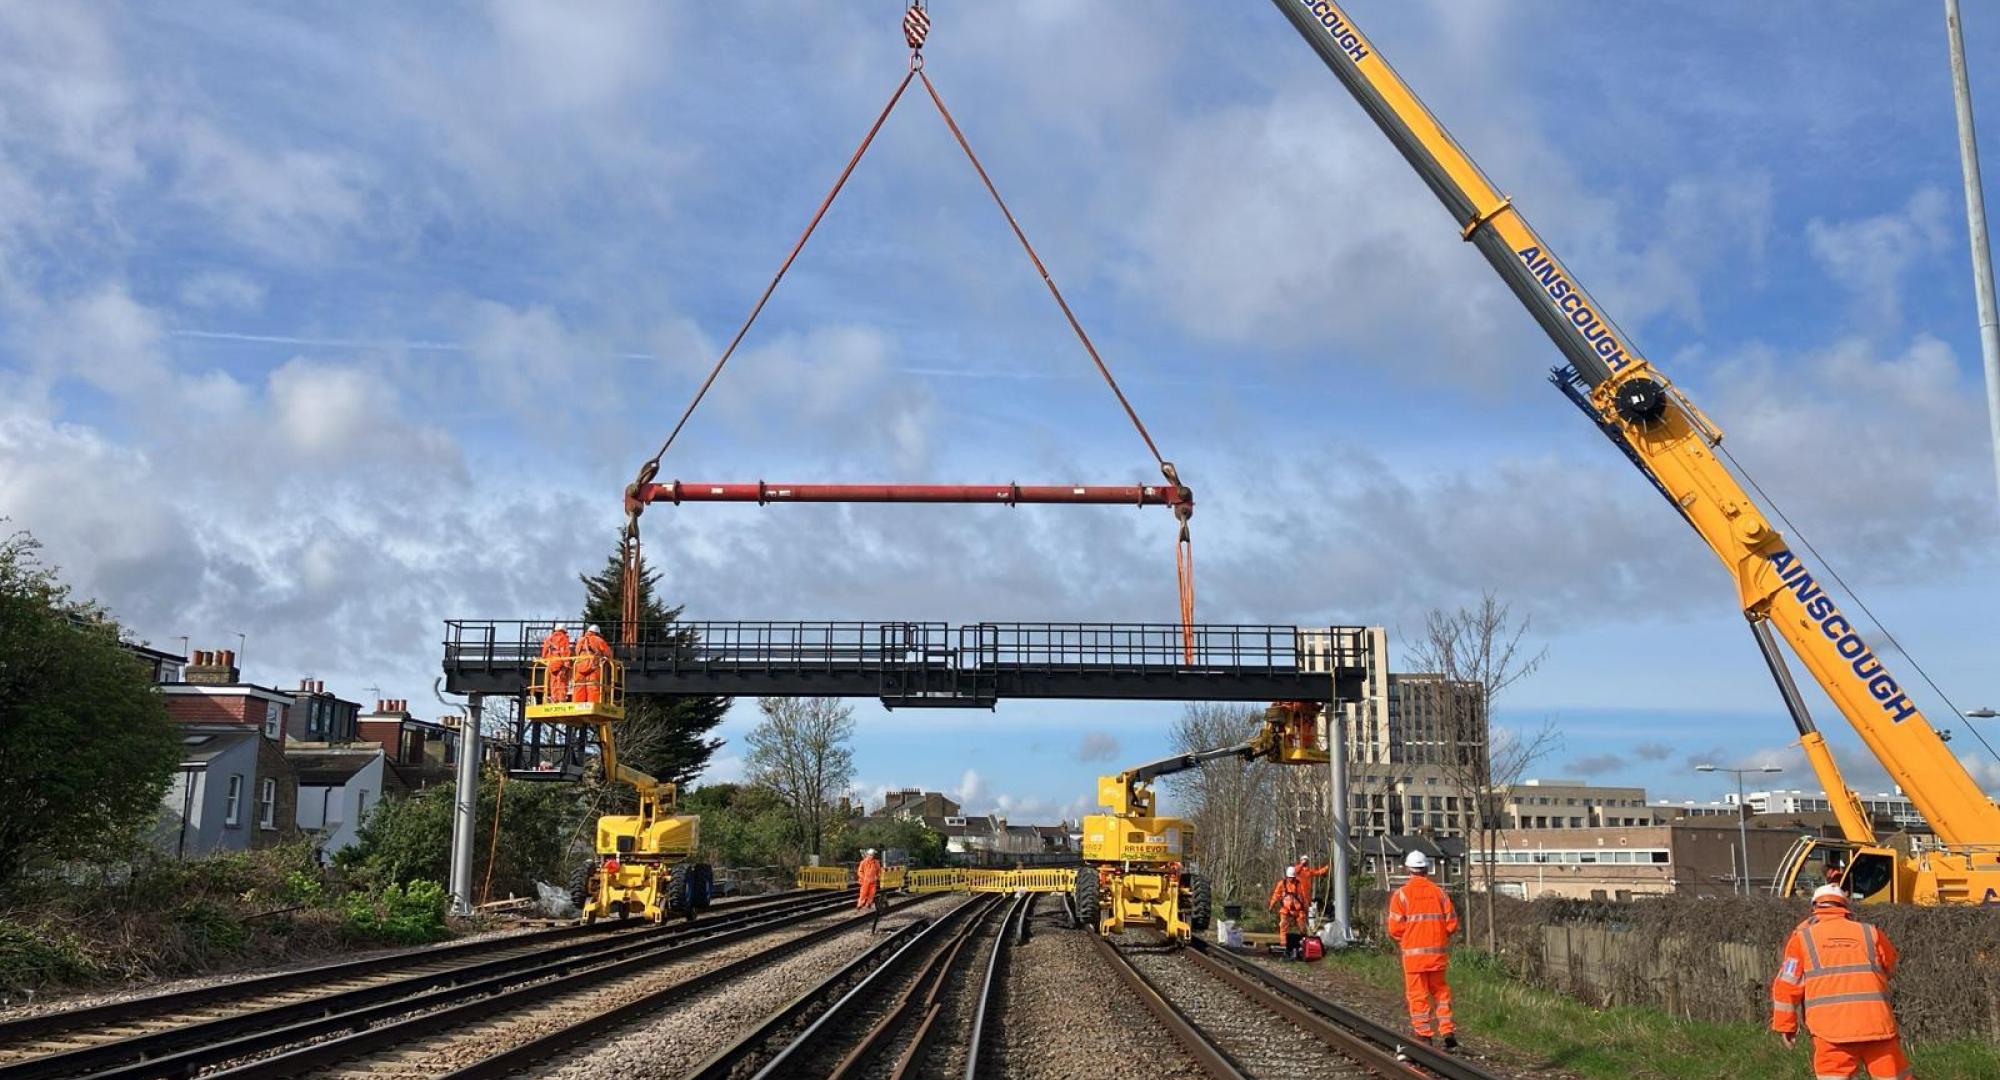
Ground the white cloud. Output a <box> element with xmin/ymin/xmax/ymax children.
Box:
<box><xmin>1805</xmin><ymin>188</ymin><xmax>1950</xmax><ymax>327</ymax></box>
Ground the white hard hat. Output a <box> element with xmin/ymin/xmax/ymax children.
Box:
<box><xmin>865</xmin><ymin>848</ymin><xmax>878</xmax><ymax>857</ymax></box>
<box><xmin>1284</xmin><ymin>865</ymin><xmax>1297</xmax><ymax>878</ymax></box>
<box><xmin>1405</xmin><ymin>850</ymin><xmax>1430</xmax><ymax>871</ymax></box>
<box><xmin>1812</xmin><ymin>884</ymin><xmax>1849</xmax><ymax>907</ymax></box>
<box><xmin>587</xmin><ymin>623</ymin><xmax>600</xmax><ymax>633</ymax></box>
<box><xmin>1297</xmin><ymin>854</ymin><xmax>1310</xmax><ymax>863</ymax></box>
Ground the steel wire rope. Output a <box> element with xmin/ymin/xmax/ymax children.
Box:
<box><xmin>623</xmin><ymin>4</ymin><xmax>1201</xmax><ymax>659</ymax></box>
<box><xmin>1713</xmin><ymin>441</ymin><xmax>2000</xmax><ymax>767</ymax></box>
<box><xmin>915</xmin><ymin>66</ymin><xmax>1199</xmax><ymax>660</ymax></box>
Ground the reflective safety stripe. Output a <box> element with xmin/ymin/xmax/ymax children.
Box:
<box><xmin>1804</xmin><ymin>990</ymin><xmax>1892</xmax><ymax>1007</ymax></box>
<box><xmin>1770</xmin><ymin>1000</ymin><xmax>1797</xmax><ymax>1013</ymax></box>
<box><xmin>1801</xmin><ymin>922</ymin><xmax>1824</xmax><ymax>970</ymax></box>
<box><xmin>1776</xmin><ymin>970</ymin><xmax>1803</xmax><ymax>986</ymax></box>
<box><xmin>1404</xmin><ymin>946</ymin><xmax>1450</xmax><ymax>955</ymax></box>
<box><xmin>1862</xmin><ymin>925</ymin><xmax>1882</xmax><ymax>973</ymax></box>
<box><xmin>1404</xmin><ymin>913</ymin><xmax>1449</xmax><ymax>921</ymax></box>
<box><xmin>1804</xmin><ymin>963</ymin><xmax>1880</xmax><ymax>978</ymax></box>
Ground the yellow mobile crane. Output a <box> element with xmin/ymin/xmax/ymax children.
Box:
<box><xmin>528</xmin><ymin>654</ymin><xmax>711</xmax><ymax>921</ymax></box>
<box><xmin>1078</xmin><ymin>701</ymin><xmax>1326</xmax><ymax>938</ymax></box>
<box><xmin>1269</xmin><ymin>1</ymin><xmax>2000</xmax><ymax>905</ymax></box>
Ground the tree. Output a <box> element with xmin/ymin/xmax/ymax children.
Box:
<box><xmin>338</xmin><ymin>767</ymin><xmax>586</xmax><ymax>899</ymax></box>
<box><xmin>1164</xmin><ymin>703</ymin><xmax>1281</xmax><ymax>915</ymax></box>
<box><xmin>682</xmin><ymin>782</ymin><xmax>798</xmax><ymax>867</ymax></box>
<box><xmin>579</xmin><ymin>541</ymin><xmax>728</xmax><ymax>788</ymax></box>
<box><xmin>1407</xmin><ymin>592</ymin><xmax>1559</xmax><ymax>952</ymax></box>
<box><xmin>0</xmin><ymin>530</ymin><xmax>180</xmax><ymax>893</ymax></box>
<box><xmin>745</xmin><ymin>697</ymin><xmax>855</xmax><ymax>858</ymax></box>
<box><xmin>836</xmin><ymin>816</ymin><xmax>947</xmax><ymax>868</ymax></box>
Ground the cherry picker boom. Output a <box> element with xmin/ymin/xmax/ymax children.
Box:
<box><xmin>1269</xmin><ymin>0</ymin><xmax>2000</xmax><ymax>904</ymax></box>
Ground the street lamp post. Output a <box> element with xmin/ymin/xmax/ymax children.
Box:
<box><xmin>1696</xmin><ymin>763</ymin><xmax>1785</xmax><ymax>895</ymax></box>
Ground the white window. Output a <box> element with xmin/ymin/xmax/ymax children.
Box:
<box><xmin>264</xmin><ymin>701</ymin><xmax>283</xmax><ymax>740</ymax></box>
<box><xmin>225</xmin><ymin>775</ymin><xmax>244</xmax><ymax>826</ymax></box>
<box><xmin>259</xmin><ymin>778</ymin><xmax>277</xmax><ymax>829</ymax></box>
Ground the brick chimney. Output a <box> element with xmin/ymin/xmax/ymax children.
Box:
<box><xmin>185</xmin><ymin>648</ymin><xmax>241</xmax><ymax>685</ymax></box>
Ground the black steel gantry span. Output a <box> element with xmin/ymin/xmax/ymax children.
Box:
<box><xmin>442</xmin><ymin>620</ymin><xmax>1370</xmax><ymax>708</ymax></box>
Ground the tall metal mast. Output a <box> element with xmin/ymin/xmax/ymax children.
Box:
<box><xmin>1946</xmin><ymin>0</ymin><xmax>2000</xmax><ymax>508</ymax></box>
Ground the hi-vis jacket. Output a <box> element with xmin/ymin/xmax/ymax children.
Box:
<box><xmin>1386</xmin><ymin>875</ymin><xmax>1458</xmax><ymax>972</ymax></box>
<box><xmin>1771</xmin><ymin>908</ymin><xmax>1898</xmax><ymax>1043</ymax></box>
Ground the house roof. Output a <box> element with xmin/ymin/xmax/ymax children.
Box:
<box><xmin>286</xmin><ymin>749</ymin><xmax>381</xmax><ymax>786</ymax></box>
<box><xmin>161</xmin><ymin>683</ymin><xmax>297</xmax><ymax>706</ymax></box>
<box><xmin>178</xmin><ymin>729</ymin><xmax>258</xmax><ymax>767</ymax></box>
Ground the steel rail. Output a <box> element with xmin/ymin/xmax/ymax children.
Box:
<box><xmin>681</xmin><ymin>905</ymin><xmax>944</xmax><ymax>1080</ymax></box>
<box><xmin>35</xmin><ymin>892</ymin><xmax>851</xmax><ymax>1080</ymax></box>
<box><xmin>187</xmin><ymin>891</ymin><xmax>864</xmax><ymax>1080</ymax></box>
<box><xmin>1178</xmin><ymin>947</ymin><xmax>1416</xmax><ymax>1078</ymax></box>
<box><xmin>439</xmin><ymin>895</ymin><xmax>928</xmax><ymax>1080</ymax></box>
<box><xmin>0</xmin><ymin>894</ymin><xmax>796</xmax><ymax>1049</ymax></box>
<box><xmin>742</xmin><ymin>896</ymin><xmax>987</xmax><ymax>1080</ymax></box>
<box><xmin>1186</xmin><ymin>939</ymin><xmax>1506</xmax><ymax>1080</ymax></box>
<box><xmin>832</xmin><ymin>895</ymin><xmax>1008</xmax><ymax>1080</ymax></box>
<box><xmin>957</xmin><ymin>892</ymin><xmax>1032</xmax><ymax>1080</ymax></box>
<box><xmin>1087</xmin><ymin>936</ymin><xmax>1246</xmax><ymax>1080</ymax></box>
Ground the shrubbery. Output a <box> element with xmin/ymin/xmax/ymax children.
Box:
<box><xmin>0</xmin><ymin>841</ymin><xmax>460</xmax><ymax>997</ymax></box>
<box><xmin>337</xmin><ymin>770</ymin><xmax>585</xmax><ymax>900</ymax></box>
<box><xmin>340</xmin><ymin>880</ymin><xmax>449</xmax><ymax>945</ymax></box>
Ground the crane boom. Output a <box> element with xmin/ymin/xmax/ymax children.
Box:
<box><xmin>1269</xmin><ymin>0</ymin><xmax>2000</xmax><ymax>848</ymax></box>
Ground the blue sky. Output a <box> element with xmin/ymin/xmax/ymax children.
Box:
<box><xmin>2</xmin><ymin>2</ymin><xmax>1998</xmax><ymax>825</ymax></box>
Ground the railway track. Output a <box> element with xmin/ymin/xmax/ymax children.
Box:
<box><xmin>687</xmin><ymin>891</ymin><xmax>1030</xmax><ymax>1080</ymax></box>
<box><xmin>0</xmin><ymin>889</ymin><xmax>843</xmax><ymax>1080</ymax></box>
<box><xmin>1093</xmin><ymin>934</ymin><xmax>1506</xmax><ymax>1080</ymax></box>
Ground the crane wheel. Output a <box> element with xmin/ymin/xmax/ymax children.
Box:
<box><xmin>567</xmin><ymin>861</ymin><xmax>591</xmax><ymax>912</ymax></box>
<box><xmin>1188</xmin><ymin>873</ymin><xmax>1212</xmax><ymax>932</ymax></box>
<box><xmin>688</xmin><ymin>862</ymin><xmax>715</xmax><ymax>910</ymax></box>
<box><xmin>1072</xmin><ymin>866</ymin><xmax>1101</xmax><ymax>932</ymax></box>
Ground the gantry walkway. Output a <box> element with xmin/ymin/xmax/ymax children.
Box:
<box><xmin>442</xmin><ymin>621</ymin><xmax>1370</xmax><ymax>707</ymax></box>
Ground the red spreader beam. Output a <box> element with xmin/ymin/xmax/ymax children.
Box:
<box><xmin>634</xmin><ymin>481</ymin><xmax>1192</xmax><ymax>512</ymax></box>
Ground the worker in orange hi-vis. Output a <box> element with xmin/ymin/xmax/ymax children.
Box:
<box><xmin>1387</xmin><ymin>850</ymin><xmax>1460</xmax><ymax>1050</ymax></box>
<box><xmin>1268</xmin><ymin>865</ymin><xmax>1310</xmax><ymax>957</ymax></box>
<box><xmin>572</xmin><ymin>624</ymin><xmax>613</xmax><ymax>704</ymax></box>
<box><xmin>1296</xmin><ymin>853</ymin><xmax>1330</xmax><ymax>899</ymax></box>
<box><xmin>1772</xmin><ymin>884</ymin><xmax>1908</xmax><ymax>1080</ymax></box>
<box><xmin>855</xmin><ymin>848</ymin><xmax>886</xmax><ymax>931</ymax></box>
<box><xmin>538</xmin><ymin>625</ymin><xmax>573</xmax><ymax>703</ymax></box>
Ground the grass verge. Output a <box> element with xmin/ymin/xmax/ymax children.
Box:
<box><xmin>1320</xmin><ymin>947</ymin><xmax>2000</xmax><ymax>1080</ymax></box>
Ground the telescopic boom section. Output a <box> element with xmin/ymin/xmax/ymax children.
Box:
<box><xmin>1270</xmin><ymin>0</ymin><xmax>2000</xmax><ymax>847</ymax></box>
<box><xmin>632</xmin><ymin>480</ymin><xmax>1192</xmax><ymax>511</ymax></box>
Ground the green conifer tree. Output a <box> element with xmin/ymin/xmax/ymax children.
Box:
<box><xmin>578</xmin><ymin>541</ymin><xmax>728</xmax><ymax>788</ymax></box>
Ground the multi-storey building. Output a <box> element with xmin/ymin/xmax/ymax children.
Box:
<box><xmin>1500</xmin><ymin>779</ymin><xmax>1661</xmax><ymax>830</ymax></box>
<box><xmin>1745</xmin><ymin>789</ymin><xmax>1929</xmax><ymax>832</ymax></box>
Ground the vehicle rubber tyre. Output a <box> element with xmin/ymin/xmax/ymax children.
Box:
<box><xmin>567</xmin><ymin>860</ymin><xmax>591</xmax><ymax>910</ymax></box>
<box><xmin>1187</xmin><ymin>873</ymin><xmax>1212</xmax><ymax>932</ymax></box>
<box><xmin>665</xmin><ymin>865</ymin><xmax>693</xmax><ymax>921</ymax></box>
<box><xmin>1073</xmin><ymin>866</ymin><xmax>1101</xmax><ymax>932</ymax></box>
<box><xmin>688</xmin><ymin>862</ymin><xmax>715</xmax><ymax>910</ymax></box>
